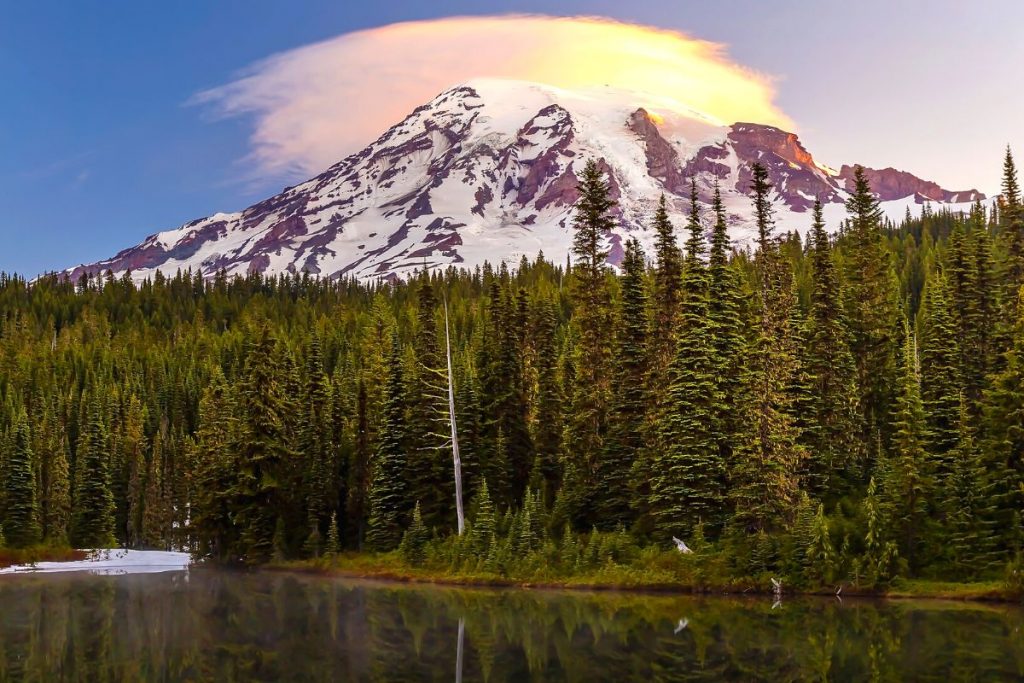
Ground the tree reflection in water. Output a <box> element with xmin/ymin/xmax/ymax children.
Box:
<box><xmin>0</xmin><ymin>570</ymin><xmax>1021</xmax><ymax>681</ymax></box>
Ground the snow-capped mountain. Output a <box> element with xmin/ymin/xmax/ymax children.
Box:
<box><xmin>65</xmin><ymin>79</ymin><xmax>985</xmax><ymax>282</ymax></box>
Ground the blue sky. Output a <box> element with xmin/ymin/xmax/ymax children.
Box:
<box><xmin>3</xmin><ymin>1</ymin><xmax>1022</xmax><ymax>276</ymax></box>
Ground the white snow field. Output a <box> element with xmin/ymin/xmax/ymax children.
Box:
<box><xmin>0</xmin><ymin>549</ymin><xmax>191</xmax><ymax>575</ymax></box>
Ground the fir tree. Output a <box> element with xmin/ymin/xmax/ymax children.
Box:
<box><xmin>562</xmin><ymin>159</ymin><xmax>615</xmax><ymax>527</ymax></box>
<box><xmin>946</xmin><ymin>397</ymin><xmax>998</xmax><ymax>578</ymax></box>
<box><xmin>918</xmin><ymin>270</ymin><xmax>961</xmax><ymax>469</ymax></box>
<box><xmin>843</xmin><ymin>166</ymin><xmax>899</xmax><ymax>460</ymax></box>
<box><xmin>597</xmin><ymin>237</ymin><xmax>647</xmax><ymax>528</ymax></box>
<box><xmin>325</xmin><ymin>512</ymin><xmax>341</xmax><ymax>557</ymax></box>
<box><xmin>801</xmin><ymin>200</ymin><xmax>861</xmax><ymax>498</ymax></box>
<box><xmin>190</xmin><ymin>372</ymin><xmax>240</xmax><ymax>562</ymax></box>
<box><xmin>232</xmin><ymin>325</ymin><xmax>295</xmax><ymax>563</ymax></box>
<box><xmin>471</xmin><ymin>479</ymin><xmax>495</xmax><ymax>555</ymax></box>
<box><xmin>528</xmin><ymin>297</ymin><xmax>562</xmax><ymax>503</ymax></box>
<box><xmin>650</xmin><ymin>194</ymin><xmax>683</xmax><ymax>383</ymax></box>
<box><xmin>407</xmin><ymin>274</ymin><xmax>451</xmax><ymax>526</ymax></box>
<box><xmin>2</xmin><ymin>412</ymin><xmax>41</xmax><ymax>548</ymax></box>
<box><xmin>983</xmin><ymin>287</ymin><xmax>1024</xmax><ymax>552</ymax></box>
<box><xmin>731</xmin><ymin>163</ymin><xmax>805</xmax><ymax>533</ymax></box>
<box><xmin>1001</xmin><ymin>147</ymin><xmax>1024</xmax><ymax>289</ymax></box>
<box><xmin>71</xmin><ymin>394</ymin><xmax>115</xmax><ymax>548</ymax></box>
<box><xmin>805</xmin><ymin>504</ymin><xmax>836</xmax><ymax>585</ymax></box>
<box><xmin>400</xmin><ymin>501</ymin><xmax>429</xmax><ymax>566</ymax></box>
<box><xmin>366</xmin><ymin>334</ymin><xmax>410</xmax><ymax>551</ymax></box>
<box><xmin>881</xmin><ymin>324</ymin><xmax>932</xmax><ymax>571</ymax></box>
<box><xmin>707</xmin><ymin>183</ymin><xmax>745</xmax><ymax>484</ymax></box>
<box><xmin>651</xmin><ymin>182</ymin><xmax>722</xmax><ymax>539</ymax></box>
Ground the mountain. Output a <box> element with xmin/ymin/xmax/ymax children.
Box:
<box><xmin>64</xmin><ymin>79</ymin><xmax>985</xmax><ymax>282</ymax></box>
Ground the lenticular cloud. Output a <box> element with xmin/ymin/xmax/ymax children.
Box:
<box><xmin>194</xmin><ymin>14</ymin><xmax>792</xmax><ymax>182</ymax></box>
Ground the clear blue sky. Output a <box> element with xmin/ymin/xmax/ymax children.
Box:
<box><xmin>3</xmin><ymin>1</ymin><xmax>1022</xmax><ymax>276</ymax></box>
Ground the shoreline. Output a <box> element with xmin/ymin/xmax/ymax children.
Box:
<box><xmin>266</xmin><ymin>558</ymin><xmax>1022</xmax><ymax>605</ymax></box>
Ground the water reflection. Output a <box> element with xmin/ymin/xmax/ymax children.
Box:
<box><xmin>0</xmin><ymin>570</ymin><xmax>1022</xmax><ymax>681</ymax></box>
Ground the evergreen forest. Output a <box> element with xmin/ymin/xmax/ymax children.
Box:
<box><xmin>2</xmin><ymin>153</ymin><xmax>1024</xmax><ymax>593</ymax></box>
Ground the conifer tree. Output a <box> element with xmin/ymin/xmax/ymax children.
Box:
<box><xmin>190</xmin><ymin>372</ymin><xmax>240</xmax><ymax>562</ymax></box>
<box><xmin>650</xmin><ymin>194</ymin><xmax>683</xmax><ymax>382</ymax></box>
<box><xmin>301</xmin><ymin>333</ymin><xmax>334</xmax><ymax>548</ymax></box>
<box><xmin>597</xmin><ymin>237</ymin><xmax>646</xmax><ymax>528</ymax></box>
<box><xmin>801</xmin><ymin>200</ymin><xmax>861</xmax><ymax>498</ymax></box>
<box><xmin>843</xmin><ymin>166</ymin><xmax>899</xmax><ymax>457</ymax></box>
<box><xmin>881</xmin><ymin>324</ymin><xmax>932</xmax><ymax>570</ymax></box>
<box><xmin>400</xmin><ymin>501</ymin><xmax>429</xmax><ymax>566</ymax></box>
<box><xmin>918</xmin><ymin>271</ymin><xmax>961</xmax><ymax>468</ymax></box>
<box><xmin>707</xmin><ymin>183</ymin><xmax>745</xmax><ymax>477</ymax></box>
<box><xmin>325</xmin><ymin>512</ymin><xmax>341</xmax><ymax>557</ymax></box>
<box><xmin>805</xmin><ymin>504</ymin><xmax>836</xmax><ymax>585</ymax></box>
<box><xmin>407</xmin><ymin>275</ymin><xmax>451</xmax><ymax>526</ymax></box>
<box><xmin>983</xmin><ymin>287</ymin><xmax>1024</xmax><ymax>551</ymax></box>
<box><xmin>731</xmin><ymin>163</ymin><xmax>804</xmax><ymax>533</ymax></box>
<box><xmin>651</xmin><ymin>182</ymin><xmax>722</xmax><ymax>539</ymax></box>
<box><xmin>2</xmin><ymin>412</ymin><xmax>41</xmax><ymax>548</ymax></box>
<box><xmin>1001</xmin><ymin>147</ymin><xmax>1024</xmax><ymax>288</ymax></box>
<box><xmin>366</xmin><ymin>334</ymin><xmax>410</xmax><ymax>552</ymax></box>
<box><xmin>42</xmin><ymin>417</ymin><xmax>71</xmax><ymax>544</ymax></box>
<box><xmin>528</xmin><ymin>297</ymin><xmax>562</xmax><ymax>503</ymax></box>
<box><xmin>970</xmin><ymin>213</ymin><xmax>997</xmax><ymax>396</ymax></box>
<box><xmin>232</xmin><ymin>325</ymin><xmax>294</xmax><ymax>563</ymax></box>
<box><xmin>947</xmin><ymin>397</ymin><xmax>998</xmax><ymax>577</ymax></box>
<box><xmin>946</xmin><ymin>221</ymin><xmax>984</xmax><ymax>418</ymax></box>
<box><xmin>71</xmin><ymin>394</ymin><xmax>115</xmax><ymax>548</ymax></box>
<box><xmin>471</xmin><ymin>479</ymin><xmax>495</xmax><ymax>555</ymax></box>
<box><xmin>562</xmin><ymin>159</ymin><xmax>615</xmax><ymax>527</ymax></box>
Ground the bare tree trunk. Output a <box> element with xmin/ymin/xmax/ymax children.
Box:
<box><xmin>445</xmin><ymin>297</ymin><xmax>465</xmax><ymax>535</ymax></box>
<box><xmin>455</xmin><ymin>616</ymin><xmax>465</xmax><ymax>683</ymax></box>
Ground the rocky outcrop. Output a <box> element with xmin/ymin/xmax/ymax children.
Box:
<box><xmin>837</xmin><ymin>165</ymin><xmax>984</xmax><ymax>203</ymax></box>
<box><xmin>628</xmin><ymin>108</ymin><xmax>687</xmax><ymax>194</ymax></box>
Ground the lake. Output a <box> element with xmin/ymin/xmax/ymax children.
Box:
<box><xmin>0</xmin><ymin>569</ymin><xmax>1021</xmax><ymax>681</ymax></box>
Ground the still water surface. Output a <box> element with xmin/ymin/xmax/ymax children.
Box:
<box><xmin>0</xmin><ymin>569</ymin><xmax>1021</xmax><ymax>681</ymax></box>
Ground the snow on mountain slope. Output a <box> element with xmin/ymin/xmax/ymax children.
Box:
<box><xmin>64</xmin><ymin>79</ymin><xmax>985</xmax><ymax>282</ymax></box>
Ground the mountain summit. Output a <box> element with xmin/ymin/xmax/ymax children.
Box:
<box><xmin>65</xmin><ymin>79</ymin><xmax>984</xmax><ymax>282</ymax></box>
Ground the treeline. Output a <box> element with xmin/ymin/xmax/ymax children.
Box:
<box><xmin>0</xmin><ymin>152</ymin><xmax>1023</xmax><ymax>585</ymax></box>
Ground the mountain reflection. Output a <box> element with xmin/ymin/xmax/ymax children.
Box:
<box><xmin>0</xmin><ymin>571</ymin><xmax>1021</xmax><ymax>681</ymax></box>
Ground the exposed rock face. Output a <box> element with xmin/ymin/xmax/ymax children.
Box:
<box><xmin>837</xmin><ymin>165</ymin><xmax>985</xmax><ymax>203</ymax></box>
<box><xmin>628</xmin><ymin>108</ymin><xmax>687</xmax><ymax>194</ymax></box>
<box><xmin>63</xmin><ymin>79</ymin><xmax>985</xmax><ymax>283</ymax></box>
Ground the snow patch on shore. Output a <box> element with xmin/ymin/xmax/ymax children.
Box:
<box><xmin>0</xmin><ymin>549</ymin><xmax>191</xmax><ymax>576</ymax></box>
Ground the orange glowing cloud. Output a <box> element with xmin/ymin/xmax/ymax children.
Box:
<box><xmin>195</xmin><ymin>15</ymin><xmax>792</xmax><ymax>181</ymax></box>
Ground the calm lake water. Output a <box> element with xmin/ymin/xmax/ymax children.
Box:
<box><xmin>0</xmin><ymin>569</ymin><xmax>1021</xmax><ymax>681</ymax></box>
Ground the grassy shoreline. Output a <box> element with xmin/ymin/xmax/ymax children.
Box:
<box><xmin>0</xmin><ymin>546</ymin><xmax>87</xmax><ymax>570</ymax></box>
<box><xmin>268</xmin><ymin>553</ymin><xmax>1021</xmax><ymax>604</ymax></box>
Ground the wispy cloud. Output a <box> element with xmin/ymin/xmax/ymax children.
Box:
<box><xmin>193</xmin><ymin>14</ymin><xmax>792</xmax><ymax>183</ymax></box>
<box><xmin>19</xmin><ymin>151</ymin><xmax>93</xmax><ymax>182</ymax></box>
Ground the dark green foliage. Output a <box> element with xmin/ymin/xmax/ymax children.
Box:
<box><xmin>366</xmin><ymin>335</ymin><xmax>410</xmax><ymax>552</ymax></box>
<box><xmin>843</xmin><ymin>166</ymin><xmax>900</xmax><ymax>459</ymax></box>
<box><xmin>70</xmin><ymin>395</ymin><xmax>115</xmax><ymax>548</ymax></box>
<box><xmin>881</xmin><ymin>324</ymin><xmax>932</xmax><ymax>571</ymax></box>
<box><xmin>731</xmin><ymin>163</ymin><xmax>804</xmax><ymax>533</ymax></box>
<box><xmin>400</xmin><ymin>501</ymin><xmax>429</xmax><ymax>566</ymax></box>
<box><xmin>597</xmin><ymin>237</ymin><xmax>646</xmax><ymax>528</ymax></box>
<box><xmin>801</xmin><ymin>200</ymin><xmax>861</xmax><ymax>498</ymax></box>
<box><xmin>1001</xmin><ymin>147</ymin><xmax>1024</xmax><ymax>288</ymax></box>
<box><xmin>984</xmin><ymin>288</ymin><xmax>1024</xmax><ymax>551</ymax></box>
<box><xmin>231</xmin><ymin>326</ymin><xmax>295</xmax><ymax>563</ymax></box>
<box><xmin>918</xmin><ymin>271</ymin><xmax>961</xmax><ymax>464</ymax></box>
<box><xmin>0</xmin><ymin>150</ymin><xmax>1020</xmax><ymax>586</ymax></box>
<box><xmin>2</xmin><ymin>412</ymin><xmax>40</xmax><ymax>547</ymax></box>
<box><xmin>562</xmin><ymin>159</ymin><xmax>615</xmax><ymax>528</ymax></box>
<box><xmin>650</xmin><ymin>183</ymin><xmax>722</xmax><ymax>539</ymax></box>
<box><xmin>650</xmin><ymin>194</ymin><xmax>683</xmax><ymax>381</ymax></box>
